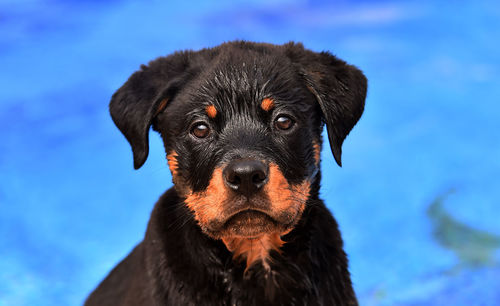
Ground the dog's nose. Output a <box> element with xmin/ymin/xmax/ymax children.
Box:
<box><xmin>223</xmin><ymin>160</ymin><xmax>268</xmax><ymax>197</ymax></box>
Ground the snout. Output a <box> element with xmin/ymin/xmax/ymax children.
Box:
<box><xmin>186</xmin><ymin>160</ymin><xmax>310</xmax><ymax>239</ymax></box>
<box><xmin>223</xmin><ymin>159</ymin><xmax>268</xmax><ymax>197</ymax></box>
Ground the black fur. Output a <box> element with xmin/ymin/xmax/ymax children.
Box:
<box><xmin>86</xmin><ymin>41</ymin><xmax>367</xmax><ymax>306</ymax></box>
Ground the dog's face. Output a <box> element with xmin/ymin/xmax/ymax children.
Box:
<box><xmin>156</xmin><ymin>54</ymin><xmax>322</xmax><ymax>239</ymax></box>
<box><xmin>109</xmin><ymin>41</ymin><xmax>366</xmax><ymax>252</ymax></box>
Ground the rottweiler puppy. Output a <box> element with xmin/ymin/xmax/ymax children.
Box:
<box><xmin>86</xmin><ymin>41</ymin><xmax>367</xmax><ymax>306</ymax></box>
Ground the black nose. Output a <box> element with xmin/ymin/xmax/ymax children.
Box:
<box><xmin>223</xmin><ymin>160</ymin><xmax>268</xmax><ymax>197</ymax></box>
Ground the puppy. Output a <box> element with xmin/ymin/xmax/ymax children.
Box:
<box><xmin>85</xmin><ymin>41</ymin><xmax>367</xmax><ymax>306</ymax></box>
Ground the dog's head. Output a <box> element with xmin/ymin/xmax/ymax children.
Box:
<box><xmin>110</xmin><ymin>41</ymin><xmax>366</xmax><ymax>263</ymax></box>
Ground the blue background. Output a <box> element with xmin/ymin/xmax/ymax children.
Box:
<box><xmin>1</xmin><ymin>0</ymin><xmax>499</xmax><ymax>305</ymax></box>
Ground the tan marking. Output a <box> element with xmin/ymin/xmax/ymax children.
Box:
<box><xmin>220</xmin><ymin>163</ymin><xmax>311</xmax><ymax>270</ymax></box>
<box><xmin>312</xmin><ymin>139</ymin><xmax>321</xmax><ymax>166</ymax></box>
<box><xmin>155</xmin><ymin>98</ymin><xmax>169</xmax><ymax>116</ymax></box>
<box><xmin>260</xmin><ymin>98</ymin><xmax>275</xmax><ymax>111</ymax></box>
<box><xmin>166</xmin><ymin>151</ymin><xmax>179</xmax><ymax>177</ymax></box>
<box><xmin>264</xmin><ymin>164</ymin><xmax>310</xmax><ymax>215</ymax></box>
<box><xmin>184</xmin><ymin>168</ymin><xmax>227</xmax><ymax>226</ymax></box>
<box><xmin>265</xmin><ymin>164</ymin><xmax>292</xmax><ymax>212</ymax></box>
<box><xmin>181</xmin><ymin>161</ymin><xmax>311</xmax><ymax>271</ymax></box>
<box><xmin>205</xmin><ymin>105</ymin><xmax>217</xmax><ymax>118</ymax></box>
<box><xmin>290</xmin><ymin>181</ymin><xmax>311</xmax><ymax>214</ymax></box>
<box><xmin>167</xmin><ymin>151</ymin><xmax>192</xmax><ymax>195</ymax></box>
<box><xmin>222</xmin><ymin>233</ymin><xmax>284</xmax><ymax>272</ymax></box>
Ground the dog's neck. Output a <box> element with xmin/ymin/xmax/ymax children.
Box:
<box><xmin>221</xmin><ymin>233</ymin><xmax>285</xmax><ymax>271</ymax></box>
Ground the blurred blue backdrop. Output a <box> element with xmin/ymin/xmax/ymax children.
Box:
<box><xmin>1</xmin><ymin>0</ymin><xmax>499</xmax><ymax>305</ymax></box>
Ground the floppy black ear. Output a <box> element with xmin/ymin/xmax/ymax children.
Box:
<box><xmin>109</xmin><ymin>52</ymin><xmax>192</xmax><ymax>169</ymax></box>
<box><xmin>284</xmin><ymin>42</ymin><xmax>367</xmax><ymax>166</ymax></box>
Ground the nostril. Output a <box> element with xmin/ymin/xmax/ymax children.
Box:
<box><xmin>252</xmin><ymin>171</ymin><xmax>266</xmax><ymax>184</ymax></box>
<box><xmin>230</xmin><ymin>175</ymin><xmax>241</xmax><ymax>186</ymax></box>
<box><xmin>225</xmin><ymin>171</ymin><xmax>241</xmax><ymax>190</ymax></box>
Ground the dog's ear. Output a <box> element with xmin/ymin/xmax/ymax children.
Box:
<box><xmin>284</xmin><ymin>42</ymin><xmax>367</xmax><ymax>167</ymax></box>
<box><xmin>110</xmin><ymin>52</ymin><xmax>193</xmax><ymax>169</ymax></box>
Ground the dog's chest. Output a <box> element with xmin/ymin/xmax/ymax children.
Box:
<box><xmin>212</xmin><ymin>261</ymin><xmax>315</xmax><ymax>306</ymax></box>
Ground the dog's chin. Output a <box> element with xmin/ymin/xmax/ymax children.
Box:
<box><xmin>224</xmin><ymin>210</ymin><xmax>280</xmax><ymax>237</ymax></box>
<box><xmin>206</xmin><ymin>210</ymin><xmax>287</xmax><ymax>239</ymax></box>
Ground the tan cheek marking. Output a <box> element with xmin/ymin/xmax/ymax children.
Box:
<box><xmin>312</xmin><ymin>139</ymin><xmax>321</xmax><ymax>166</ymax></box>
<box><xmin>265</xmin><ymin>164</ymin><xmax>292</xmax><ymax>212</ymax></box>
<box><xmin>290</xmin><ymin>181</ymin><xmax>311</xmax><ymax>216</ymax></box>
<box><xmin>205</xmin><ymin>105</ymin><xmax>217</xmax><ymax>118</ymax></box>
<box><xmin>166</xmin><ymin>151</ymin><xmax>179</xmax><ymax>177</ymax></box>
<box><xmin>261</xmin><ymin>98</ymin><xmax>275</xmax><ymax>111</ymax></box>
<box><xmin>265</xmin><ymin>163</ymin><xmax>310</xmax><ymax>224</ymax></box>
<box><xmin>184</xmin><ymin>168</ymin><xmax>227</xmax><ymax>226</ymax></box>
<box><xmin>155</xmin><ymin>98</ymin><xmax>169</xmax><ymax>116</ymax></box>
<box><xmin>167</xmin><ymin>151</ymin><xmax>191</xmax><ymax>195</ymax></box>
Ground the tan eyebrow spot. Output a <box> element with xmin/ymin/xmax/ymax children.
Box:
<box><xmin>261</xmin><ymin>98</ymin><xmax>275</xmax><ymax>111</ymax></box>
<box><xmin>206</xmin><ymin>105</ymin><xmax>217</xmax><ymax>118</ymax></box>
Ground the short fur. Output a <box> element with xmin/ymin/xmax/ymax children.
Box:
<box><xmin>86</xmin><ymin>41</ymin><xmax>367</xmax><ymax>306</ymax></box>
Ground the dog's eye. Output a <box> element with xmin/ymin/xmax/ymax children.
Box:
<box><xmin>274</xmin><ymin>116</ymin><xmax>294</xmax><ymax>131</ymax></box>
<box><xmin>191</xmin><ymin>123</ymin><xmax>210</xmax><ymax>138</ymax></box>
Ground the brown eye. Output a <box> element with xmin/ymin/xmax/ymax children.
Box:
<box><xmin>191</xmin><ymin>123</ymin><xmax>210</xmax><ymax>138</ymax></box>
<box><xmin>274</xmin><ymin>116</ymin><xmax>294</xmax><ymax>130</ymax></box>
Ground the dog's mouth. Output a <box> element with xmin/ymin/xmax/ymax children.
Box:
<box><xmin>221</xmin><ymin>209</ymin><xmax>280</xmax><ymax>238</ymax></box>
<box><xmin>201</xmin><ymin>194</ymin><xmax>305</xmax><ymax>239</ymax></box>
<box><xmin>186</xmin><ymin>166</ymin><xmax>311</xmax><ymax>240</ymax></box>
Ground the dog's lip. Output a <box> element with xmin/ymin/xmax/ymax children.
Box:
<box><xmin>204</xmin><ymin>207</ymin><xmax>299</xmax><ymax>238</ymax></box>
<box><xmin>221</xmin><ymin>195</ymin><xmax>272</xmax><ymax>218</ymax></box>
<box><xmin>224</xmin><ymin>208</ymin><xmax>276</xmax><ymax>224</ymax></box>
